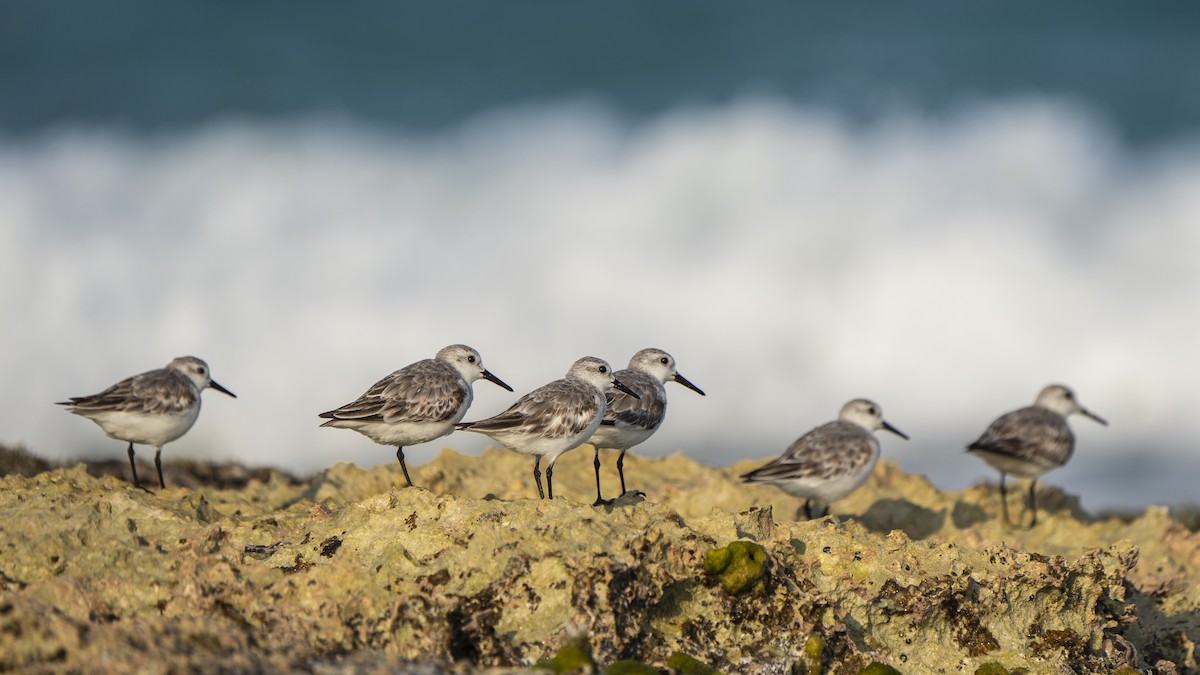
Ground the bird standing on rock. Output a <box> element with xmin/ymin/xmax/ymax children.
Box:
<box><xmin>458</xmin><ymin>356</ymin><xmax>639</xmax><ymax>500</ymax></box>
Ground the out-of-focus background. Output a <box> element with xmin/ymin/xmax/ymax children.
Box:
<box><xmin>2</xmin><ymin>2</ymin><xmax>1198</xmax><ymax>510</ymax></box>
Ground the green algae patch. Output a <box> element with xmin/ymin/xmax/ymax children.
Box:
<box><xmin>802</xmin><ymin>635</ymin><xmax>825</xmax><ymax>675</ymax></box>
<box><xmin>537</xmin><ymin>636</ymin><xmax>597</xmax><ymax>673</ymax></box>
<box><xmin>666</xmin><ymin>651</ymin><xmax>722</xmax><ymax>674</ymax></box>
<box><xmin>858</xmin><ymin>663</ymin><xmax>902</xmax><ymax>675</ymax></box>
<box><xmin>603</xmin><ymin>660</ymin><xmax>660</xmax><ymax>674</ymax></box>
<box><xmin>973</xmin><ymin>663</ymin><xmax>1008</xmax><ymax>675</ymax></box>
<box><xmin>702</xmin><ymin>540</ymin><xmax>768</xmax><ymax>594</ymax></box>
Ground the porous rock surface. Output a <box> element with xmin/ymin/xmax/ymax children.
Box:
<box><xmin>0</xmin><ymin>446</ymin><xmax>1196</xmax><ymax>673</ymax></box>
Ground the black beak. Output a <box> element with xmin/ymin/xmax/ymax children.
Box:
<box><xmin>482</xmin><ymin>369</ymin><xmax>514</xmax><ymax>392</ymax></box>
<box><xmin>1082</xmin><ymin>409</ymin><xmax>1108</xmax><ymax>426</ymax></box>
<box><xmin>613</xmin><ymin>377</ymin><xmax>641</xmax><ymax>400</ymax></box>
<box><xmin>210</xmin><ymin>380</ymin><xmax>237</xmax><ymax>398</ymax></box>
<box><xmin>882</xmin><ymin>420</ymin><xmax>908</xmax><ymax>440</ymax></box>
<box><xmin>672</xmin><ymin>371</ymin><xmax>705</xmax><ymax>396</ymax></box>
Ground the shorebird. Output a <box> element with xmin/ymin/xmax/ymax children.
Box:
<box><xmin>319</xmin><ymin>344</ymin><xmax>512</xmax><ymax>487</ymax></box>
<box><xmin>58</xmin><ymin>356</ymin><xmax>236</xmax><ymax>490</ymax></box>
<box><xmin>967</xmin><ymin>384</ymin><xmax>1107</xmax><ymax>527</ymax></box>
<box><xmin>458</xmin><ymin>356</ymin><xmax>638</xmax><ymax>500</ymax></box>
<box><xmin>587</xmin><ymin>348</ymin><xmax>704</xmax><ymax>505</ymax></box>
<box><xmin>741</xmin><ymin>399</ymin><xmax>908</xmax><ymax>519</ymax></box>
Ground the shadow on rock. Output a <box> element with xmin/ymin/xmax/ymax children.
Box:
<box><xmin>857</xmin><ymin>499</ymin><xmax>945</xmax><ymax>540</ymax></box>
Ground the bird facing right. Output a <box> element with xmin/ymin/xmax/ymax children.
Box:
<box><xmin>58</xmin><ymin>356</ymin><xmax>237</xmax><ymax>490</ymax></box>
<box><xmin>967</xmin><ymin>384</ymin><xmax>1107</xmax><ymax>528</ymax></box>
<box><xmin>458</xmin><ymin>356</ymin><xmax>639</xmax><ymax>500</ymax></box>
<box><xmin>587</xmin><ymin>348</ymin><xmax>705</xmax><ymax>505</ymax></box>
<box><xmin>741</xmin><ymin>399</ymin><xmax>908</xmax><ymax>519</ymax></box>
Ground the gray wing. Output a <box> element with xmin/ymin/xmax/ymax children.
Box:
<box><xmin>968</xmin><ymin>406</ymin><xmax>1074</xmax><ymax>465</ymax></box>
<box><xmin>319</xmin><ymin>359</ymin><xmax>468</xmax><ymax>424</ymax></box>
<box><xmin>601</xmin><ymin>369</ymin><xmax>665</xmax><ymax>430</ymax></box>
<box><xmin>59</xmin><ymin>368</ymin><xmax>197</xmax><ymax>415</ymax></box>
<box><xmin>463</xmin><ymin>379</ymin><xmax>596</xmax><ymax>439</ymax></box>
<box><xmin>742</xmin><ymin>421</ymin><xmax>873</xmax><ymax>482</ymax></box>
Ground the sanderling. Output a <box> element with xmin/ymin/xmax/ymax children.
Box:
<box><xmin>587</xmin><ymin>348</ymin><xmax>705</xmax><ymax>505</ymax></box>
<box><xmin>58</xmin><ymin>356</ymin><xmax>236</xmax><ymax>490</ymax></box>
<box><xmin>457</xmin><ymin>356</ymin><xmax>639</xmax><ymax>500</ymax></box>
<box><xmin>967</xmin><ymin>384</ymin><xmax>1107</xmax><ymax>527</ymax></box>
<box><xmin>741</xmin><ymin>399</ymin><xmax>908</xmax><ymax>519</ymax></box>
<box><xmin>318</xmin><ymin>344</ymin><xmax>512</xmax><ymax>487</ymax></box>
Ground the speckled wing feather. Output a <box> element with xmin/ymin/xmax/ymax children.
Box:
<box><xmin>968</xmin><ymin>406</ymin><xmax>1074</xmax><ymax>468</ymax></box>
<box><xmin>601</xmin><ymin>369</ymin><xmax>665</xmax><ymax>430</ymax></box>
<box><xmin>742</xmin><ymin>421</ymin><xmax>875</xmax><ymax>482</ymax></box>
<box><xmin>60</xmin><ymin>368</ymin><xmax>197</xmax><ymax>416</ymax></box>
<box><xmin>464</xmin><ymin>379</ymin><xmax>597</xmax><ymax>439</ymax></box>
<box><xmin>319</xmin><ymin>359</ymin><xmax>468</xmax><ymax>424</ymax></box>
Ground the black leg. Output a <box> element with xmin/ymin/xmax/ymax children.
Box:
<box><xmin>617</xmin><ymin>449</ymin><xmax>628</xmax><ymax>495</ymax></box>
<box><xmin>154</xmin><ymin>447</ymin><xmax>165</xmax><ymax>489</ymax></box>
<box><xmin>396</xmin><ymin>447</ymin><xmax>414</xmax><ymax>487</ymax></box>
<box><xmin>546</xmin><ymin>459</ymin><xmax>555</xmax><ymax>500</ymax></box>
<box><xmin>999</xmin><ymin>473</ymin><xmax>1012</xmax><ymax>527</ymax></box>
<box><xmin>1027</xmin><ymin>479</ymin><xmax>1039</xmax><ymax>528</ymax></box>
<box><xmin>592</xmin><ymin>447</ymin><xmax>604</xmax><ymax>506</ymax></box>
<box><xmin>821</xmin><ymin>503</ymin><xmax>830</xmax><ymax>518</ymax></box>
<box><xmin>532</xmin><ymin>456</ymin><xmax>544</xmax><ymax>500</ymax></box>
<box><xmin>803</xmin><ymin>498</ymin><xmax>813</xmax><ymax>520</ymax></box>
<box><xmin>126</xmin><ymin>442</ymin><xmax>144</xmax><ymax>490</ymax></box>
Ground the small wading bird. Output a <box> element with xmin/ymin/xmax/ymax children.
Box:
<box><xmin>741</xmin><ymin>399</ymin><xmax>908</xmax><ymax>519</ymax></box>
<box><xmin>58</xmin><ymin>356</ymin><xmax>236</xmax><ymax>490</ymax></box>
<box><xmin>967</xmin><ymin>384</ymin><xmax>1107</xmax><ymax>528</ymax></box>
<box><xmin>587</xmin><ymin>348</ymin><xmax>705</xmax><ymax>505</ymax></box>
<box><xmin>319</xmin><ymin>344</ymin><xmax>512</xmax><ymax>487</ymax></box>
<box><xmin>458</xmin><ymin>356</ymin><xmax>639</xmax><ymax>500</ymax></box>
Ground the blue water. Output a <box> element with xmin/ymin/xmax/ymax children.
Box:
<box><xmin>2</xmin><ymin>3</ymin><xmax>1199</xmax><ymax>511</ymax></box>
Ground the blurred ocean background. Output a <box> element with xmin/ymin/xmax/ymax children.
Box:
<box><xmin>2</xmin><ymin>2</ymin><xmax>1198</xmax><ymax>510</ymax></box>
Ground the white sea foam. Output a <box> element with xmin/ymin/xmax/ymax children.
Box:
<box><xmin>2</xmin><ymin>98</ymin><xmax>1198</xmax><ymax>508</ymax></box>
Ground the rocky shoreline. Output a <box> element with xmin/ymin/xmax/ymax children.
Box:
<box><xmin>0</xmin><ymin>445</ymin><xmax>1196</xmax><ymax>673</ymax></box>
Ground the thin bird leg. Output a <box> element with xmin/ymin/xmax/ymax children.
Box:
<box><xmin>617</xmin><ymin>449</ymin><xmax>628</xmax><ymax>495</ymax></box>
<box><xmin>546</xmin><ymin>459</ymin><xmax>556</xmax><ymax>500</ymax></box>
<box><xmin>803</xmin><ymin>498</ymin><xmax>813</xmax><ymax>520</ymax></box>
<box><xmin>1027</xmin><ymin>479</ymin><xmax>1039</xmax><ymax>528</ymax></box>
<box><xmin>126</xmin><ymin>442</ymin><xmax>145</xmax><ymax>491</ymax></box>
<box><xmin>999</xmin><ymin>473</ymin><xmax>1012</xmax><ymax>527</ymax></box>
<box><xmin>532</xmin><ymin>456</ymin><xmax>544</xmax><ymax>500</ymax></box>
<box><xmin>396</xmin><ymin>446</ymin><xmax>414</xmax><ymax>487</ymax></box>
<box><xmin>821</xmin><ymin>503</ymin><xmax>831</xmax><ymax>518</ymax></box>
<box><xmin>154</xmin><ymin>447</ymin><xmax>165</xmax><ymax>489</ymax></box>
<box><xmin>592</xmin><ymin>447</ymin><xmax>604</xmax><ymax>506</ymax></box>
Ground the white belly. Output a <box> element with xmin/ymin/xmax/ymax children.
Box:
<box><xmin>90</xmin><ymin>408</ymin><xmax>200</xmax><ymax>447</ymax></box>
<box><xmin>323</xmin><ymin>418</ymin><xmax>457</xmax><ymax>447</ymax></box>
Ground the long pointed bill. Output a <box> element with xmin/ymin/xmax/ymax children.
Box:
<box><xmin>613</xmin><ymin>377</ymin><xmax>641</xmax><ymax>400</ymax></box>
<box><xmin>882</xmin><ymin>420</ymin><xmax>909</xmax><ymax>440</ymax></box>
<box><xmin>210</xmin><ymin>380</ymin><xmax>237</xmax><ymax>398</ymax></box>
<box><xmin>482</xmin><ymin>369</ymin><xmax>514</xmax><ymax>392</ymax></box>
<box><xmin>1082</xmin><ymin>409</ymin><xmax>1108</xmax><ymax>426</ymax></box>
<box><xmin>672</xmin><ymin>372</ymin><xmax>706</xmax><ymax>396</ymax></box>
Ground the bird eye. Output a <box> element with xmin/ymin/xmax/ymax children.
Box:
<box><xmin>599</xmin><ymin>365</ymin><xmax>608</xmax><ymax>374</ymax></box>
<box><xmin>660</xmin><ymin>357</ymin><xmax>669</xmax><ymax>365</ymax></box>
<box><xmin>467</xmin><ymin>355</ymin><xmax>476</xmax><ymax>363</ymax></box>
<box><xmin>198</xmin><ymin>367</ymin><xmax>207</xmax><ymax>375</ymax></box>
<box><xmin>868</xmin><ymin>406</ymin><xmax>877</xmax><ymax>415</ymax></box>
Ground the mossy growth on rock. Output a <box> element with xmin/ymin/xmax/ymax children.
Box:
<box><xmin>702</xmin><ymin>540</ymin><xmax>768</xmax><ymax>594</ymax></box>
<box><xmin>665</xmin><ymin>651</ymin><xmax>722</xmax><ymax>674</ymax></box>
<box><xmin>802</xmin><ymin>635</ymin><xmax>825</xmax><ymax>675</ymax></box>
<box><xmin>536</xmin><ymin>635</ymin><xmax>597</xmax><ymax>673</ymax></box>
<box><xmin>858</xmin><ymin>663</ymin><xmax>902</xmax><ymax>675</ymax></box>
<box><xmin>603</xmin><ymin>660</ymin><xmax>661</xmax><ymax>674</ymax></box>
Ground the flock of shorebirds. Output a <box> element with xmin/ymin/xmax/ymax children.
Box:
<box><xmin>57</xmin><ymin>345</ymin><xmax>1106</xmax><ymax>528</ymax></box>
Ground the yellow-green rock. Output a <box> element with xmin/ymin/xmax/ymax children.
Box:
<box><xmin>702</xmin><ymin>540</ymin><xmax>768</xmax><ymax>594</ymax></box>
